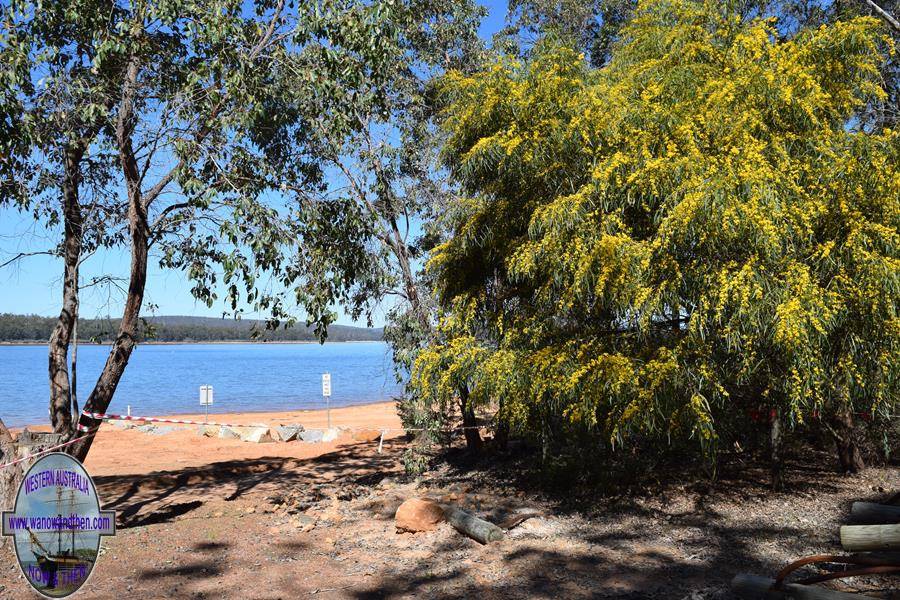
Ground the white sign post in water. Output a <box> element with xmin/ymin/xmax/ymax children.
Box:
<box><xmin>322</xmin><ymin>373</ymin><xmax>331</xmax><ymax>429</ymax></box>
<box><xmin>200</xmin><ymin>385</ymin><xmax>214</xmax><ymax>422</ymax></box>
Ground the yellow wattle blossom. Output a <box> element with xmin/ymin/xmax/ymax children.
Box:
<box><xmin>415</xmin><ymin>0</ymin><xmax>899</xmax><ymax>464</ymax></box>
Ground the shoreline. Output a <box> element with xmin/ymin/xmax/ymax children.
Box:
<box><xmin>8</xmin><ymin>398</ymin><xmax>401</xmax><ymax>432</ymax></box>
<box><xmin>82</xmin><ymin>400</ymin><xmax>402</xmax><ymax>476</ymax></box>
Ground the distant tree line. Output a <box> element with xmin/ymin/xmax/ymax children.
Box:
<box><xmin>0</xmin><ymin>314</ymin><xmax>382</xmax><ymax>343</ymax></box>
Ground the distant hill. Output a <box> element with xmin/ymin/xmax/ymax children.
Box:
<box><xmin>0</xmin><ymin>314</ymin><xmax>383</xmax><ymax>343</ymax></box>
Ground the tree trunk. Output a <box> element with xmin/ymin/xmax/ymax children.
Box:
<box><xmin>387</xmin><ymin>212</ymin><xmax>431</xmax><ymax>334</ymax></box>
<box><xmin>70</xmin><ymin>314</ymin><xmax>79</xmax><ymax>422</ymax></box>
<box><xmin>458</xmin><ymin>384</ymin><xmax>482</xmax><ymax>452</ymax></box>
<box><xmin>48</xmin><ymin>146</ymin><xmax>86</xmax><ymax>436</ymax></box>
<box><xmin>494</xmin><ymin>419</ymin><xmax>509</xmax><ymax>450</ymax></box>
<box><xmin>541</xmin><ymin>416</ymin><xmax>552</xmax><ymax>464</ymax></box>
<box><xmin>0</xmin><ymin>420</ymin><xmax>21</xmax><ymax>536</ymax></box>
<box><xmin>831</xmin><ymin>410</ymin><xmax>865</xmax><ymax>473</ymax></box>
<box><xmin>68</xmin><ymin>54</ymin><xmax>149</xmax><ymax>462</ymax></box>
<box><xmin>770</xmin><ymin>409</ymin><xmax>783</xmax><ymax>490</ymax></box>
<box><xmin>492</xmin><ymin>395</ymin><xmax>509</xmax><ymax>449</ymax></box>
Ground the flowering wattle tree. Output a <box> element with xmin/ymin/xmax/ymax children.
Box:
<box><xmin>414</xmin><ymin>0</ymin><xmax>899</xmax><ymax>485</ymax></box>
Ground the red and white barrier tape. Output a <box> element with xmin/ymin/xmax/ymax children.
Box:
<box><xmin>75</xmin><ymin>412</ymin><xmax>274</xmax><ymax>432</ymax></box>
<box><xmin>76</xmin><ymin>411</ymin><xmax>490</xmax><ymax>434</ymax></box>
<box><xmin>0</xmin><ymin>431</ymin><xmax>96</xmax><ymax>471</ymax></box>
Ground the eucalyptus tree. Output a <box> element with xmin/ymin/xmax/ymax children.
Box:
<box><xmin>251</xmin><ymin>0</ymin><xmax>486</xmax><ymax>459</ymax></box>
<box><xmin>0</xmin><ymin>0</ymin><xmax>485</xmax><ymax>469</ymax></box>
<box><xmin>0</xmin><ymin>0</ymin><xmax>316</xmax><ymax>461</ymax></box>
<box><xmin>506</xmin><ymin>0</ymin><xmax>635</xmax><ymax>66</ymax></box>
<box><xmin>1</xmin><ymin>0</ymin><xmax>126</xmax><ymax>441</ymax></box>
<box><xmin>265</xmin><ymin>0</ymin><xmax>485</xmax><ymax>361</ymax></box>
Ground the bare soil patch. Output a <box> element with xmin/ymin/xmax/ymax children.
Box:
<box><xmin>0</xmin><ymin>404</ymin><xmax>897</xmax><ymax>598</ymax></box>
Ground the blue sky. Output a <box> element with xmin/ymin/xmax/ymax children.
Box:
<box><xmin>0</xmin><ymin>1</ymin><xmax>508</xmax><ymax>328</ymax></box>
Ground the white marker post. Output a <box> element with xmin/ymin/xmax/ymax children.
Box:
<box><xmin>322</xmin><ymin>373</ymin><xmax>332</xmax><ymax>429</ymax></box>
<box><xmin>199</xmin><ymin>385</ymin><xmax>214</xmax><ymax>422</ymax></box>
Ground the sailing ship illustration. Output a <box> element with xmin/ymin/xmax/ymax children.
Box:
<box><xmin>24</xmin><ymin>486</ymin><xmax>94</xmax><ymax>591</ymax></box>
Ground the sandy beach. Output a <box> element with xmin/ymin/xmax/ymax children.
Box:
<box><xmin>12</xmin><ymin>401</ymin><xmax>402</xmax><ymax>477</ymax></box>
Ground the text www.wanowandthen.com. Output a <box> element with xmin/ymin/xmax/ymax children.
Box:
<box><xmin>6</xmin><ymin>514</ymin><xmax>111</xmax><ymax>532</ymax></box>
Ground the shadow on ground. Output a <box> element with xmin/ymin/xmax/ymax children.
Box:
<box><xmin>82</xmin><ymin>436</ymin><xmax>897</xmax><ymax>599</ymax></box>
<box><xmin>93</xmin><ymin>437</ymin><xmax>406</xmax><ymax>527</ymax></box>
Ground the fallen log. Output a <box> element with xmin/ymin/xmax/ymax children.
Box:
<box><xmin>443</xmin><ymin>506</ymin><xmax>504</xmax><ymax>544</ymax></box>
<box><xmin>731</xmin><ymin>573</ymin><xmax>876</xmax><ymax>599</ymax></box>
<box><xmin>849</xmin><ymin>502</ymin><xmax>900</xmax><ymax>524</ymax></box>
<box><xmin>840</xmin><ymin>524</ymin><xmax>900</xmax><ymax>552</ymax></box>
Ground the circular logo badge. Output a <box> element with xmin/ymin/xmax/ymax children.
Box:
<box><xmin>2</xmin><ymin>452</ymin><xmax>116</xmax><ymax>598</ymax></box>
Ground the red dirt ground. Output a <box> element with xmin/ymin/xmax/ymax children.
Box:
<box><xmin>1</xmin><ymin>402</ymin><xmax>897</xmax><ymax>599</ymax></box>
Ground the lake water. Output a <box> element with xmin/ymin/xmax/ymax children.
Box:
<box><xmin>0</xmin><ymin>343</ymin><xmax>403</xmax><ymax>427</ymax></box>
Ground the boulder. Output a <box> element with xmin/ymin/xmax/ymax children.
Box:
<box><xmin>299</xmin><ymin>430</ymin><xmax>324</xmax><ymax>443</ymax></box>
<box><xmin>395</xmin><ymin>498</ymin><xmax>445</xmax><ymax>533</ymax></box>
<box><xmin>198</xmin><ymin>425</ymin><xmax>219</xmax><ymax>437</ymax></box>
<box><xmin>321</xmin><ymin>428</ymin><xmax>340</xmax><ymax>442</ymax></box>
<box><xmin>218</xmin><ymin>426</ymin><xmax>241</xmax><ymax>440</ymax></box>
<box><xmin>240</xmin><ymin>426</ymin><xmax>274</xmax><ymax>443</ymax></box>
<box><xmin>147</xmin><ymin>426</ymin><xmax>176</xmax><ymax>435</ymax></box>
<box><xmin>352</xmin><ymin>429</ymin><xmax>382</xmax><ymax>442</ymax></box>
<box><xmin>274</xmin><ymin>425</ymin><xmax>304</xmax><ymax>442</ymax></box>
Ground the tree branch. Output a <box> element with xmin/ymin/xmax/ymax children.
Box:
<box><xmin>141</xmin><ymin>0</ymin><xmax>286</xmax><ymax>211</ymax></box>
<box><xmin>862</xmin><ymin>0</ymin><xmax>900</xmax><ymax>32</ymax></box>
<box><xmin>0</xmin><ymin>250</ymin><xmax>55</xmax><ymax>269</ymax></box>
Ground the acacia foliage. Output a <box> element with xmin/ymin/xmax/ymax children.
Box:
<box><xmin>413</xmin><ymin>0</ymin><xmax>900</xmax><ymax>463</ymax></box>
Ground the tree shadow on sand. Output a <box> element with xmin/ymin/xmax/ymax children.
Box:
<box><xmin>92</xmin><ymin>438</ymin><xmax>408</xmax><ymax>528</ymax></box>
<box><xmin>84</xmin><ymin>435</ymin><xmax>896</xmax><ymax>598</ymax></box>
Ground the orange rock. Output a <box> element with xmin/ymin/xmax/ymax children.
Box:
<box><xmin>395</xmin><ymin>498</ymin><xmax>445</xmax><ymax>533</ymax></box>
<box><xmin>352</xmin><ymin>429</ymin><xmax>383</xmax><ymax>442</ymax></box>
